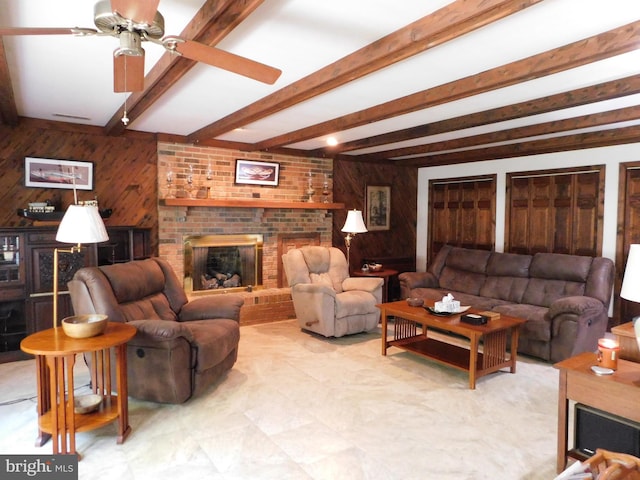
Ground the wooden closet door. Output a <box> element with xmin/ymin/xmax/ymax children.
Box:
<box><xmin>428</xmin><ymin>176</ymin><xmax>495</xmax><ymax>265</ymax></box>
<box><xmin>616</xmin><ymin>164</ymin><xmax>640</xmax><ymax>325</ymax></box>
<box><xmin>506</xmin><ymin>167</ymin><xmax>603</xmax><ymax>257</ymax></box>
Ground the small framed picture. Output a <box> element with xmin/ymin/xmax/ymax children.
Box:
<box><xmin>366</xmin><ymin>184</ymin><xmax>391</xmax><ymax>231</ymax></box>
<box><xmin>234</xmin><ymin>159</ymin><xmax>280</xmax><ymax>186</ymax></box>
<box><xmin>25</xmin><ymin>157</ymin><xmax>94</xmax><ymax>190</ymax></box>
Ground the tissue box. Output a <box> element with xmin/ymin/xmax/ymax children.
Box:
<box><xmin>434</xmin><ymin>300</ymin><xmax>460</xmax><ymax>313</ymax></box>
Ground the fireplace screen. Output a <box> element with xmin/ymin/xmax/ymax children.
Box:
<box><xmin>184</xmin><ymin>234</ymin><xmax>263</xmax><ymax>292</ymax></box>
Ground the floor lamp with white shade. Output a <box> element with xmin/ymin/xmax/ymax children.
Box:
<box><xmin>341</xmin><ymin>209</ymin><xmax>367</xmax><ymax>273</ymax></box>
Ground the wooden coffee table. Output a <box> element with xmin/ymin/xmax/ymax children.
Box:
<box><xmin>379</xmin><ymin>300</ymin><xmax>525</xmax><ymax>389</ymax></box>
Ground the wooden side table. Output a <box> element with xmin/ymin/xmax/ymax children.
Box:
<box><xmin>554</xmin><ymin>352</ymin><xmax>640</xmax><ymax>473</ymax></box>
<box><xmin>351</xmin><ymin>268</ymin><xmax>398</xmax><ymax>302</ymax></box>
<box><xmin>21</xmin><ymin>322</ymin><xmax>136</xmax><ymax>457</ymax></box>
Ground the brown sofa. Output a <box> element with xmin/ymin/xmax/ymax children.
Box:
<box><xmin>399</xmin><ymin>245</ymin><xmax>615</xmax><ymax>362</ymax></box>
<box><xmin>68</xmin><ymin>257</ymin><xmax>243</xmax><ymax>403</ymax></box>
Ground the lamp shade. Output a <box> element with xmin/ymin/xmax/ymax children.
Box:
<box><xmin>621</xmin><ymin>245</ymin><xmax>640</xmax><ymax>304</ymax></box>
<box><xmin>341</xmin><ymin>209</ymin><xmax>368</xmax><ymax>234</ymax></box>
<box><xmin>56</xmin><ymin>205</ymin><xmax>109</xmax><ymax>244</ymax></box>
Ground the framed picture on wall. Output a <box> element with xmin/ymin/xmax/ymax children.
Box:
<box><xmin>234</xmin><ymin>159</ymin><xmax>280</xmax><ymax>186</ymax></box>
<box><xmin>366</xmin><ymin>184</ymin><xmax>391</xmax><ymax>231</ymax></box>
<box><xmin>25</xmin><ymin>157</ymin><xmax>94</xmax><ymax>190</ymax></box>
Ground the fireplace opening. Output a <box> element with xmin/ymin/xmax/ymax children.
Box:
<box><xmin>184</xmin><ymin>234</ymin><xmax>263</xmax><ymax>293</ymax></box>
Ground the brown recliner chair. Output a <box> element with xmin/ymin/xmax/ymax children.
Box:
<box><xmin>68</xmin><ymin>257</ymin><xmax>243</xmax><ymax>404</ymax></box>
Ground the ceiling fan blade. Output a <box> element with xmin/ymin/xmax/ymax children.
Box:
<box><xmin>110</xmin><ymin>0</ymin><xmax>160</xmax><ymax>26</ymax></box>
<box><xmin>0</xmin><ymin>27</ymin><xmax>78</xmax><ymax>36</ymax></box>
<box><xmin>113</xmin><ymin>54</ymin><xmax>145</xmax><ymax>93</ymax></box>
<box><xmin>175</xmin><ymin>40</ymin><xmax>281</xmax><ymax>85</ymax></box>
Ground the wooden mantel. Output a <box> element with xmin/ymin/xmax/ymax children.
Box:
<box><xmin>161</xmin><ymin>198</ymin><xmax>345</xmax><ymax>210</ymax></box>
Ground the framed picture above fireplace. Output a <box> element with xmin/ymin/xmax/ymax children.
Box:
<box><xmin>235</xmin><ymin>159</ymin><xmax>280</xmax><ymax>186</ymax></box>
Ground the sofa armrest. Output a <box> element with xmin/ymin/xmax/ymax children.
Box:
<box><xmin>178</xmin><ymin>294</ymin><xmax>244</xmax><ymax>322</ymax></box>
<box><xmin>548</xmin><ymin>296</ymin><xmax>604</xmax><ymax>321</ymax></box>
<box><xmin>342</xmin><ymin>277</ymin><xmax>383</xmax><ymax>293</ymax></box>
<box><xmin>398</xmin><ymin>271</ymin><xmax>439</xmax><ymax>290</ymax></box>
<box><xmin>128</xmin><ymin>319</ymin><xmax>194</xmax><ymax>342</ymax></box>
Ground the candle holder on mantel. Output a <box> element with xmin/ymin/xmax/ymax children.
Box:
<box><xmin>306</xmin><ymin>171</ymin><xmax>315</xmax><ymax>203</ymax></box>
<box><xmin>322</xmin><ymin>175</ymin><xmax>331</xmax><ymax>203</ymax></box>
<box><xmin>186</xmin><ymin>165</ymin><xmax>194</xmax><ymax>198</ymax></box>
<box><xmin>166</xmin><ymin>170</ymin><xmax>174</xmax><ymax>198</ymax></box>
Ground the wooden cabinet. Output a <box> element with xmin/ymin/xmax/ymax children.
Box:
<box><xmin>0</xmin><ymin>226</ymin><xmax>151</xmax><ymax>363</ymax></box>
<box><xmin>0</xmin><ymin>233</ymin><xmax>26</xmax><ymax>360</ymax></box>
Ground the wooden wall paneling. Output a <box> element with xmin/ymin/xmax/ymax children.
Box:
<box><xmin>0</xmin><ymin>121</ymin><xmax>159</xmax><ymax>254</ymax></box>
<box><xmin>333</xmin><ymin>159</ymin><xmax>417</xmax><ymax>273</ymax></box>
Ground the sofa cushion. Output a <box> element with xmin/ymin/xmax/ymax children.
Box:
<box><xmin>119</xmin><ymin>293</ymin><xmax>178</xmax><ymax>322</ymax></box>
<box><xmin>522</xmin><ymin>278</ymin><xmax>586</xmax><ymax>308</ymax></box>
<box><xmin>437</xmin><ymin>247</ymin><xmax>491</xmax><ymax>295</ymax></box>
<box><xmin>300</xmin><ymin>246</ymin><xmax>346</xmax><ymax>293</ymax></box>
<box><xmin>529</xmin><ymin>252</ymin><xmax>592</xmax><ymax>282</ymax></box>
<box><xmin>335</xmin><ymin>291</ymin><xmax>378</xmax><ymax>319</ymax></box>
<box><xmin>479</xmin><ymin>252</ymin><xmax>531</xmax><ymax>303</ymax></box>
<box><xmin>101</xmin><ymin>258</ymin><xmax>166</xmax><ymax>303</ymax></box>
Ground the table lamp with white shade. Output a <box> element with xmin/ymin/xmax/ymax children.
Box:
<box><xmin>53</xmin><ymin>204</ymin><xmax>109</xmax><ymax>329</ymax></box>
<box><xmin>619</xmin><ymin>244</ymin><xmax>640</xmax><ymax>351</ymax></box>
<box><xmin>341</xmin><ymin>209</ymin><xmax>368</xmax><ymax>272</ymax></box>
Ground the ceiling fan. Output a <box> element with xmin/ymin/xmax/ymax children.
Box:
<box><xmin>0</xmin><ymin>0</ymin><xmax>282</xmax><ymax>92</ymax></box>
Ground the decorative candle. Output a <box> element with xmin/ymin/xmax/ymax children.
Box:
<box><xmin>597</xmin><ymin>338</ymin><xmax>620</xmax><ymax>370</ymax></box>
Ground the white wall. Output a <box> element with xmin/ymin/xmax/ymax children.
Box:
<box><xmin>416</xmin><ymin>142</ymin><xmax>640</xmax><ymax>271</ymax></box>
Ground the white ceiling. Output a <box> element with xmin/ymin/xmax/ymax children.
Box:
<box><xmin>2</xmin><ymin>0</ymin><xmax>640</xmax><ymax>164</ymax></box>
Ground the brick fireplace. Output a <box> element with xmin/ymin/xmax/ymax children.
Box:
<box><xmin>157</xmin><ymin>143</ymin><xmax>336</xmax><ymax>323</ymax></box>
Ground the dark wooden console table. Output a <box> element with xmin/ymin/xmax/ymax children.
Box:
<box><xmin>554</xmin><ymin>352</ymin><xmax>640</xmax><ymax>473</ymax></box>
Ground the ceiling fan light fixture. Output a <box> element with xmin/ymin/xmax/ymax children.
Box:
<box><xmin>114</xmin><ymin>31</ymin><xmax>144</xmax><ymax>57</ymax></box>
<box><xmin>94</xmin><ymin>0</ymin><xmax>164</xmax><ymax>39</ymax></box>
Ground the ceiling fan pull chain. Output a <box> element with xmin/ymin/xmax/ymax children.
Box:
<box><xmin>121</xmin><ymin>55</ymin><xmax>129</xmax><ymax>126</ymax></box>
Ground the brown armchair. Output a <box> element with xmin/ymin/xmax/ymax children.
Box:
<box><xmin>68</xmin><ymin>257</ymin><xmax>243</xmax><ymax>403</ymax></box>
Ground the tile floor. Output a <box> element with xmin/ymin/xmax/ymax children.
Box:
<box><xmin>0</xmin><ymin>320</ymin><xmax>559</xmax><ymax>479</ymax></box>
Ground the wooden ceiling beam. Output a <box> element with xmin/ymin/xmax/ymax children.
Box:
<box><xmin>105</xmin><ymin>0</ymin><xmax>264</xmax><ymax>135</ymax></box>
<box><xmin>353</xmin><ymin>105</ymin><xmax>640</xmax><ymax>162</ymax></box>
<box><xmin>0</xmin><ymin>37</ymin><xmax>18</xmax><ymax>126</ymax></box>
<box><xmin>316</xmin><ymin>75</ymin><xmax>640</xmax><ymax>157</ymax></box>
<box><xmin>255</xmin><ymin>21</ymin><xmax>640</xmax><ymax>151</ymax></box>
<box><xmin>187</xmin><ymin>0</ymin><xmax>542</xmax><ymax>143</ymax></box>
<box><xmin>397</xmin><ymin>124</ymin><xmax>640</xmax><ymax>167</ymax></box>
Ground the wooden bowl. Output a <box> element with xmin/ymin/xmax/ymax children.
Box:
<box><xmin>368</xmin><ymin>263</ymin><xmax>383</xmax><ymax>272</ymax></box>
<box><xmin>74</xmin><ymin>394</ymin><xmax>102</xmax><ymax>414</ymax></box>
<box><xmin>406</xmin><ymin>297</ymin><xmax>424</xmax><ymax>307</ymax></box>
<box><xmin>61</xmin><ymin>314</ymin><xmax>108</xmax><ymax>339</ymax></box>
